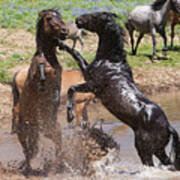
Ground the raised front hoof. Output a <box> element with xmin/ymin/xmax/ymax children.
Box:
<box><xmin>67</xmin><ymin>108</ymin><xmax>75</xmax><ymax>123</ymax></box>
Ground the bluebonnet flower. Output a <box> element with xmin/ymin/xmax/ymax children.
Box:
<box><xmin>9</xmin><ymin>5</ymin><xmax>15</xmax><ymax>9</ymax></box>
<box><xmin>123</xmin><ymin>9</ymin><xmax>127</xmax><ymax>16</ymax></box>
<box><xmin>106</xmin><ymin>6</ymin><xmax>113</xmax><ymax>11</ymax></box>
<box><xmin>72</xmin><ymin>11</ymin><xmax>76</xmax><ymax>16</ymax></box>
<box><xmin>19</xmin><ymin>7</ymin><xmax>25</xmax><ymax>12</ymax></box>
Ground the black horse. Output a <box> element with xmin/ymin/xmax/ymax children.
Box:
<box><xmin>58</xmin><ymin>12</ymin><xmax>180</xmax><ymax>170</ymax></box>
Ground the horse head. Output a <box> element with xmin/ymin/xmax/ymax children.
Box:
<box><xmin>38</xmin><ymin>9</ymin><xmax>68</xmax><ymax>40</ymax></box>
<box><xmin>76</xmin><ymin>12</ymin><xmax>118</xmax><ymax>34</ymax></box>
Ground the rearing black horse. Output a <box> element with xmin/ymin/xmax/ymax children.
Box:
<box><xmin>58</xmin><ymin>12</ymin><xmax>180</xmax><ymax>170</ymax></box>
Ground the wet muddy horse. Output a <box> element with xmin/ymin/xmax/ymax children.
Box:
<box><xmin>58</xmin><ymin>12</ymin><xmax>180</xmax><ymax>170</ymax></box>
<box><xmin>17</xmin><ymin>9</ymin><xmax>68</xmax><ymax>174</ymax></box>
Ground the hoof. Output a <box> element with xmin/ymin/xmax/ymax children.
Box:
<box><xmin>162</xmin><ymin>50</ymin><xmax>167</xmax><ymax>57</ymax></box>
<box><xmin>67</xmin><ymin>108</ymin><xmax>75</xmax><ymax>122</ymax></box>
<box><xmin>152</xmin><ymin>55</ymin><xmax>157</xmax><ymax>60</ymax></box>
<box><xmin>131</xmin><ymin>51</ymin><xmax>136</xmax><ymax>56</ymax></box>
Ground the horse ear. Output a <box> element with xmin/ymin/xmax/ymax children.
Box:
<box><xmin>110</xmin><ymin>13</ymin><xmax>119</xmax><ymax>19</ymax></box>
<box><xmin>39</xmin><ymin>10</ymin><xmax>47</xmax><ymax>17</ymax></box>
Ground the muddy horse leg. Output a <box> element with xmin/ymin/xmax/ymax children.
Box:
<box><xmin>135</xmin><ymin>133</ymin><xmax>154</xmax><ymax>166</ymax></box>
<box><xmin>67</xmin><ymin>83</ymin><xmax>91</xmax><ymax>123</ymax></box>
<box><xmin>154</xmin><ymin>148</ymin><xmax>172</xmax><ymax>166</ymax></box>
<box><xmin>18</xmin><ymin>126</ymin><xmax>39</xmax><ymax>174</ymax></box>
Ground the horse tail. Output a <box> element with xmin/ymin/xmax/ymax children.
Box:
<box><xmin>169</xmin><ymin>125</ymin><xmax>180</xmax><ymax>170</ymax></box>
<box><xmin>12</xmin><ymin>72</ymin><xmax>19</xmax><ymax>106</ymax></box>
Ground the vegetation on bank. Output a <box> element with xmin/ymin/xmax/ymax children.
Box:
<box><xmin>0</xmin><ymin>0</ymin><xmax>179</xmax><ymax>83</ymax></box>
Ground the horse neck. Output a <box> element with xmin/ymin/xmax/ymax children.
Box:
<box><xmin>158</xmin><ymin>0</ymin><xmax>171</xmax><ymax>19</ymax></box>
<box><xmin>96</xmin><ymin>27</ymin><xmax>125</xmax><ymax>61</ymax></box>
<box><xmin>36</xmin><ymin>32</ymin><xmax>60</xmax><ymax>69</ymax></box>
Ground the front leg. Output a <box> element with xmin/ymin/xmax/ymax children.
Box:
<box><xmin>67</xmin><ymin>83</ymin><xmax>91</xmax><ymax>123</ymax></box>
<box><xmin>58</xmin><ymin>40</ymin><xmax>88</xmax><ymax>76</ymax></box>
<box><xmin>151</xmin><ymin>27</ymin><xmax>157</xmax><ymax>60</ymax></box>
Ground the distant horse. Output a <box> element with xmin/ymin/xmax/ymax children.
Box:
<box><xmin>168</xmin><ymin>10</ymin><xmax>180</xmax><ymax>48</ymax></box>
<box><xmin>12</xmin><ymin>68</ymin><xmax>94</xmax><ymax>133</ymax></box>
<box><xmin>58</xmin><ymin>12</ymin><xmax>180</xmax><ymax>170</ymax></box>
<box><xmin>65</xmin><ymin>22</ymin><xmax>86</xmax><ymax>51</ymax></box>
<box><xmin>125</xmin><ymin>0</ymin><xmax>175</xmax><ymax>59</ymax></box>
<box><xmin>17</xmin><ymin>9</ymin><xmax>68</xmax><ymax>174</ymax></box>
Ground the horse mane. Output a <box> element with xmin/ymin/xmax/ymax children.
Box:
<box><xmin>151</xmin><ymin>0</ymin><xmax>168</xmax><ymax>10</ymax></box>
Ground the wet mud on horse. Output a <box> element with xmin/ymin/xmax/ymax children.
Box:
<box><xmin>17</xmin><ymin>9</ymin><xmax>68</xmax><ymax>175</ymax></box>
<box><xmin>58</xmin><ymin>12</ymin><xmax>180</xmax><ymax>170</ymax></box>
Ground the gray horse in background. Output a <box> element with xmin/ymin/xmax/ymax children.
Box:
<box><xmin>125</xmin><ymin>0</ymin><xmax>175</xmax><ymax>60</ymax></box>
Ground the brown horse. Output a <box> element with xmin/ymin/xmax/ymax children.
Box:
<box><xmin>12</xmin><ymin>68</ymin><xmax>94</xmax><ymax>133</ymax></box>
<box><xmin>17</xmin><ymin>9</ymin><xmax>68</xmax><ymax>175</ymax></box>
<box><xmin>168</xmin><ymin>10</ymin><xmax>180</xmax><ymax>48</ymax></box>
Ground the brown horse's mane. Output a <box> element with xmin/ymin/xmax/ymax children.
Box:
<box><xmin>151</xmin><ymin>0</ymin><xmax>168</xmax><ymax>10</ymax></box>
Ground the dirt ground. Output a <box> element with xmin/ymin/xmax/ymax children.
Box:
<box><xmin>0</xmin><ymin>28</ymin><xmax>180</xmax><ymax>179</ymax></box>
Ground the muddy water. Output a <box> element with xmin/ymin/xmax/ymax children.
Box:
<box><xmin>86</xmin><ymin>92</ymin><xmax>180</xmax><ymax>180</ymax></box>
<box><xmin>1</xmin><ymin>92</ymin><xmax>180</xmax><ymax>179</ymax></box>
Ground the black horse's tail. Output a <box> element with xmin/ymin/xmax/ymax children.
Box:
<box><xmin>169</xmin><ymin>125</ymin><xmax>180</xmax><ymax>170</ymax></box>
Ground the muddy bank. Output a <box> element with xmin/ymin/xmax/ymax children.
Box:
<box><xmin>1</xmin><ymin>66</ymin><xmax>180</xmax><ymax>179</ymax></box>
<box><xmin>133</xmin><ymin>66</ymin><xmax>180</xmax><ymax>95</ymax></box>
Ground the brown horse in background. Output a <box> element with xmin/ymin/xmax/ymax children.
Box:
<box><xmin>12</xmin><ymin>68</ymin><xmax>94</xmax><ymax>133</ymax></box>
<box><xmin>168</xmin><ymin>10</ymin><xmax>180</xmax><ymax>48</ymax></box>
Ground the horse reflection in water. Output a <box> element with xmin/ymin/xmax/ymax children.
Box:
<box><xmin>58</xmin><ymin>12</ymin><xmax>180</xmax><ymax>170</ymax></box>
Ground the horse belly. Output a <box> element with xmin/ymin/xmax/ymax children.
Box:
<box><xmin>130</xmin><ymin>6</ymin><xmax>152</xmax><ymax>33</ymax></box>
<box><xmin>98</xmin><ymin>84</ymin><xmax>141</xmax><ymax>127</ymax></box>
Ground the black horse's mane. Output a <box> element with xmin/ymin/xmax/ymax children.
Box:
<box><xmin>151</xmin><ymin>0</ymin><xmax>168</xmax><ymax>10</ymax></box>
<box><xmin>103</xmin><ymin>16</ymin><xmax>126</xmax><ymax>57</ymax></box>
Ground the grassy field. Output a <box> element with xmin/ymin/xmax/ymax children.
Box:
<box><xmin>0</xmin><ymin>0</ymin><xmax>179</xmax><ymax>83</ymax></box>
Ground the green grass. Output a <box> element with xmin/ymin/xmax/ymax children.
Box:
<box><xmin>0</xmin><ymin>0</ymin><xmax>152</xmax><ymax>31</ymax></box>
<box><xmin>0</xmin><ymin>0</ymin><xmax>179</xmax><ymax>83</ymax></box>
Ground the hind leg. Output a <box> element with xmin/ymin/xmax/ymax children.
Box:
<box><xmin>134</xmin><ymin>33</ymin><xmax>144</xmax><ymax>55</ymax></box>
<box><xmin>129</xmin><ymin>29</ymin><xmax>135</xmax><ymax>55</ymax></box>
<box><xmin>11</xmin><ymin>103</ymin><xmax>20</xmax><ymax>134</ymax></box>
<box><xmin>159</xmin><ymin>28</ymin><xmax>167</xmax><ymax>57</ymax></box>
<box><xmin>170</xmin><ymin>23</ymin><xmax>175</xmax><ymax>49</ymax></box>
<box><xmin>154</xmin><ymin>148</ymin><xmax>172</xmax><ymax>166</ymax></box>
<box><xmin>151</xmin><ymin>27</ymin><xmax>157</xmax><ymax>60</ymax></box>
<box><xmin>135</xmin><ymin>133</ymin><xmax>154</xmax><ymax>166</ymax></box>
